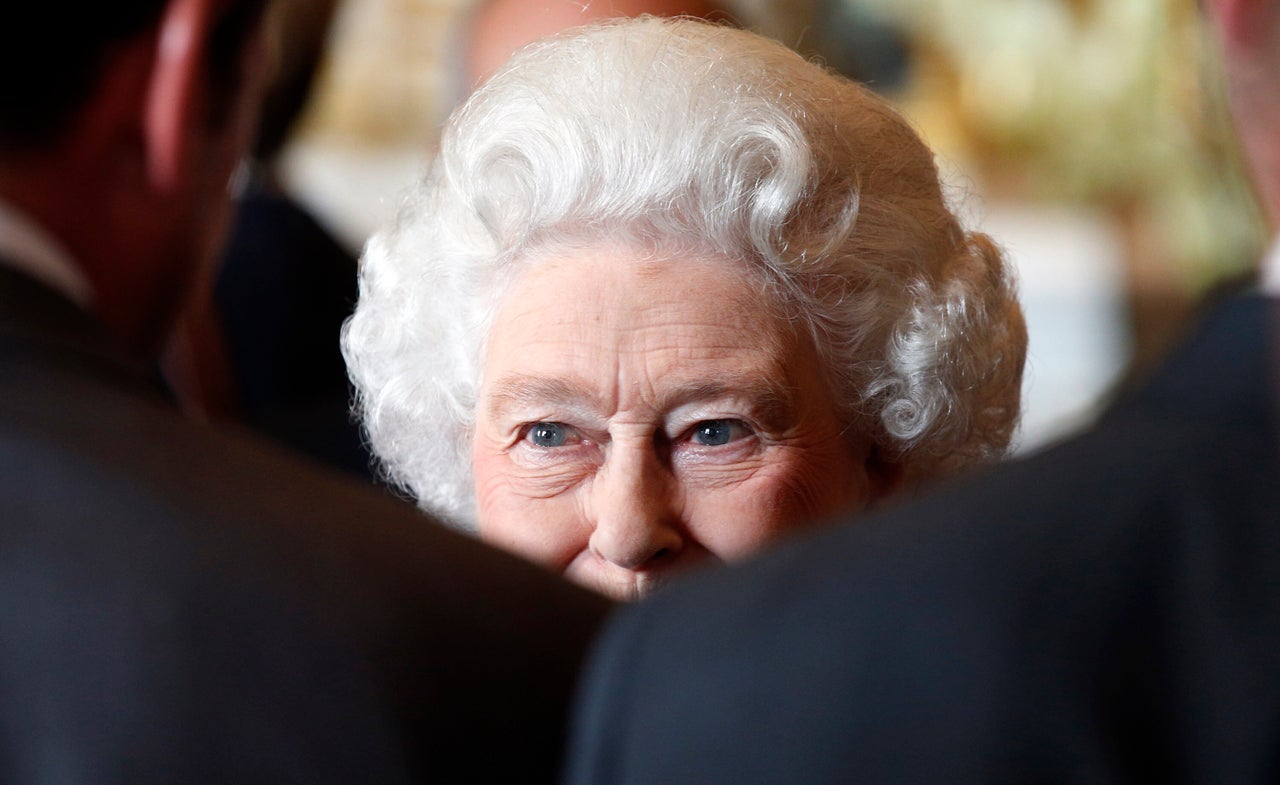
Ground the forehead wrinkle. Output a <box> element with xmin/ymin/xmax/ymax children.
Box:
<box><xmin>486</xmin><ymin>369</ymin><xmax>799</xmax><ymax>425</ymax></box>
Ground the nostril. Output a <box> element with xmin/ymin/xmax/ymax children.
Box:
<box><xmin>589</xmin><ymin>454</ymin><xmax>682</xmax><ymax>569</ymax></box>
<box><xmin>590</xmin><ymin>526</ymin><xmax>681</xmax><ymax>571</ymax></box>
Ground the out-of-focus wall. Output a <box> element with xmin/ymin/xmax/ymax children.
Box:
<box><xmin>863</xmin><ymin>0</ymin><xmax>1266</xmax><ymax>448</ymax></box>
<box><xmin>282</xmin><ymin>0</ymin><xmax>816</xmax><ymax>253</ymax></box>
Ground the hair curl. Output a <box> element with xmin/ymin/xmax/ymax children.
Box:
<box><xmin>343</xmin><ymin>16</ymin><xmax>1026</xmax><ymax>527</ymax></box>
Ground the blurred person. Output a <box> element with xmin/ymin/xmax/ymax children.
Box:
<box><xmin>561</xmin><ymin>1</ymin><xmax>1280</xmax><ymax>783</ymax></box>
<box><xmin>0</xmin><ymin>1</ymin><xmax>609</xmax><ymax>783</ymax></box>
<box><xmin>214</xmin><ymin>0</ymin><xmax>374</xmax><ymax>478</ymax></box>
<box><xmin>460</xmin><ymin>0</ymin><xmax>727</xmax><ymax>92</ymax></box>
<box><xmin>342</xmin><ymin>17</ymin><xmax>1026</xmax><ymax>601</ymax></box>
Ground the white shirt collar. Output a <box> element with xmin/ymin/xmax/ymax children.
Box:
<box><xmin>1262</xmin><ymin>235</ymin><xmax>1280</xmax><ymax>297</ymax></box>
<box><xmin>0</xmin><ymin>198</ymin><xmax>94</xmax><ymax>307</ymax></box>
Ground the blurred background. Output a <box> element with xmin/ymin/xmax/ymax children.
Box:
<box><xmin>273</xmin><ymin>0</ymin><xmax>1267</xmax><ymax>453</ymax></box>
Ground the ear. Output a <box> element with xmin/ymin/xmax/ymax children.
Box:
<box><xmin>144</xmin><ymin>0</ymin><xmax>216</xmax><ymax>193</ymax></box>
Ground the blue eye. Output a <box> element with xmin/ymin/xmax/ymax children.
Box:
<box><xmin>528</xmin><ymin>422</ymin><xmax>568</xmax><ymax>447</ymax></box>
<box><xmin>692</xmin><ymin>420</ymin><xmax>739</xmax><ymax>446</ymax></box>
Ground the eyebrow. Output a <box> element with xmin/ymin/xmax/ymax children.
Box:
<box><xmin>485</xmin><ymin>375</ymin><xmax>606</xmax><ymax>421</ymax></box>
<box><xmin>660</xmin><ymin>379</ymin><xmax>796</xmax><ymax>424</ymax></box>
<box><xmin>484</xmin><ymin>373</ymin><xmax>798</xmax><ymax>424</ymax></box>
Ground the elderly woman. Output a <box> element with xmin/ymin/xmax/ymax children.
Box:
<box><xmin>343</xmin><ymin>17</ymin><xmax>1026</xmax><ymax>600</ymax></box>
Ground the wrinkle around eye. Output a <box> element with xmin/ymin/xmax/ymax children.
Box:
<box><xmin>494</xmin><ymin>453</ymin><xmax>596</xmax><ymax>498</ymax></box>
<box><xmin>674</xmin><ymin>425</ymin><xmax>762</xmax><ymax>468</ymax></box>
<box><xmin>673</xmin><ymin>451</ymin><xmax>771</xmax><ymax>489</ymax></box>
<box><xmin>509</xmin><ymin>424</ymin><xmax>602</xmax><ymax>472</ymax></box>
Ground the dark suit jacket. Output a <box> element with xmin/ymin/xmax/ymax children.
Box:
<box><xmin>215</xmin><ymin>184</ymin><xmax>370</xmax><ymax>479</ymax></box>
<box><xmin>565</xmin><ymin>294</ymin><xmax>1280</xmax><ymax>785</ymax></box>
<box><xmin>0</xmin><ymin>266</ymin><xmax>612</xmax><ymax>784</ymax></box>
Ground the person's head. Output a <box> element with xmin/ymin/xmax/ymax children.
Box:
<box><xmin>1206</xmin><ymin>0</ymin><xmax>1280</xmax><ymax>227</ymax></box>
<box><xmin>0</xmin><ymin>0</ymin><xmax>272</xmax><ymax>354</ymax></box>
<box><xmin>343</xmin><ymin>17</ymin><xmax>1026</xmax><ymax>599</ymax></box>
<box><xmin>253</xmin><ymin>0</ymin><xmax>341</xmax><ymax>163</ymax></box>
<box><xmin>460</xmin><ymin>0</ymin><xmax>727</xmax><ymax>92</ymax></box>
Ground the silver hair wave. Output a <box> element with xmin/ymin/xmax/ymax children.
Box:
<box><xmin>342</xmin><ymin>16</ymin><xmax>1027</xmax><ymax>528</ymax></box>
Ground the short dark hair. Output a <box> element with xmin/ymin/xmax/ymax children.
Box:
<box><xmin>0</xmin><ymin>1</ymin><xmax>267</xmax><ymax>150</ymax></box>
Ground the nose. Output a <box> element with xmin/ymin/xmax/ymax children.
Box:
<box><xmin>588</xmin><ymin>443</ymin><xmax>683</xmax><ymax>572</ymax></box>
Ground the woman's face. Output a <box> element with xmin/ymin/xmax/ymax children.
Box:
<box><xmin>472</xmin><ymin>248</ymin><xmax>876</xmax><ymax>600</ymax></box>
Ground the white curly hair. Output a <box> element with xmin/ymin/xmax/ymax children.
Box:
<box><xmin>342</xmin><ymin>16</ymin><xmax>1026</xmax><ymax>529</ymax></box>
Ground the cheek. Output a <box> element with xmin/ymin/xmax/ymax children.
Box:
<box><xmin>472</xmin><ymin>444</ymin><xmax>591</xmax><ymax>571</ymax></box>
<box><xmin>777</xmin><ymin>443</ymin><xmax>869</xmax><ymax>518</ymax></box>
<box><xmin>686</xmin><ymin>448</ymin><xmax>868</xmax><ymax>561</ymax></box>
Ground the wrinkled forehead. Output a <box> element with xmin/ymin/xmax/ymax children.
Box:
<box><xmin>478</xmin><ymin>244</ymin><xmax>815</xmax><ymax>409</ymax></box>
<box><xmin>491</xmin><ymin>229</ymin><xmax>786</xmax><ymax>308</ymax></box>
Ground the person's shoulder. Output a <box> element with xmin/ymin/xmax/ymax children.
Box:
<box><xmin>4</xmin><ymin>344</ymin><xmax>607</xmax><ymax>615</ymax></box>
<box><xmin>623</xmin><ymin>293</ymin><xmax>1280</xmax><ymax>641</ymax></box>
<box><xmin>4</xmin><ymin>349</ymin><xmax>614</xmax><ymax>785</ymax></box>
<box><xmin>567</xmin><ymin>321</ymin><xmax>1280</xmax><ymax>784</ymax></box>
